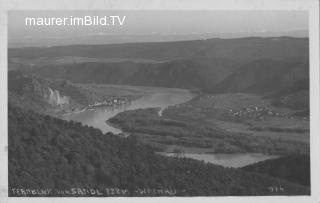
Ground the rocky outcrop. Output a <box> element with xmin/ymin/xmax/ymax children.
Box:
<box><xmin>47</xmin><ymin>87</ymin><xmax>70</xmax><ymax>107</ymax></box>
<box><xmin>8</xmin><ymin>71</ymin><xmax>82</xmax><ymax>115</ymax></box>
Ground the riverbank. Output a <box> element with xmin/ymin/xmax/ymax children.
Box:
<box><xmin>63</xmin><ymin>86</ymin><xmax>196</xmax><ymax>134</ymax></box>
<box><xmin>157</xmin><ymin>152</ymin><xmax>280</xmax><ymax>168</ymax></box>
<box><xmin>108</xmin><ymin>93</ymin><xmax>309</xmax><ymax>156</ymax></box>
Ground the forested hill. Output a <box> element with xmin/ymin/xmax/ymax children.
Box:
<box><xmin>9</xmin><ymin>37</ymin><xmax>309</xmax><ymax>101</ymax></box>
<box><xmin>241</xmin><ymin>155</ymin><xmax>310</xmax><ymax>186</ymax></box>
<box><xmin>8</xmin><ymin>104</ymin><xmax>309</xmax><ymax>196</ymax></box>
<box><xmin>8</xmin><ymin>37</ymin><xmax>308</xmax><ymax>61</ymax></box>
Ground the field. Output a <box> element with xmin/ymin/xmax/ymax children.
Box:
<box><xmin>109</xmin><ymin>93</ymin><xmax>309</xmax><ymax>155</ymax></box>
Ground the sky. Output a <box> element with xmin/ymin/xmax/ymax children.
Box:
<box><xmin>8</xmin><ymin>10</ymin><xmax>308</xmax><ymax>47</ymax></box>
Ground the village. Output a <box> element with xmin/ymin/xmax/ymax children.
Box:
<box><xmin>85</xmin><ymin>96</ymin><xmax>131</xmax><ymax>109</ymax></box>
<box><xmin>201</xmin><ymin>94</ymin><xmax>309</xmax><ymax>121</ymax></box>
<box><xmin>171</xmin><ymin>94</ymin><xmax>308</xmax><ymax>122</ymax></box>
<box><xmin>224</xmin><ymin>105</ymin><xmax>294</xmax><ymax>121</ymax></box>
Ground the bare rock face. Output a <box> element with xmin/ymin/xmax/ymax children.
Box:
<box><xmin>47</xmin><ymin>87</ymin><xmax>70</xmax><ymax>106</ymax></box>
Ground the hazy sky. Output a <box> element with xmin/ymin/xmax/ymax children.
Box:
<box><xmin>8</xmin><ymin>10</ymin><xmax>308</xmax><ymax>47</ymax></box>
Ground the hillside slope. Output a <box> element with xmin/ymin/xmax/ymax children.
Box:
<box><xmin>8</xmin><ymin>105</ymin><xmax>309</xmax><ymax>196</ymax></box>
<box><xmin>212</xmin><ymin>60</ymin><xmax>309</xmax><ymax>93</ymax></box>
<box><xmin>242</xmin><ymin>155</ymin><xmax>310</xmax><ymax>186</ymax></box>
<box><xmin>9</xmin><ymin>37</ymin><xmax>309</xmax><ymax>97</ymax></box>
<box><xmin>8</xmin><ymin>71</ymin><xmax>87</xmax><ymax>115</ymax></box>
<box><xmin>33</xmin><ymin>58</ymin><xmax>234</xmax><ymax>89</ymax></box>
<box><xmin>9</xmin><ymin>37</ymin><xmax>308</xmax><ymax>62</ymax></box>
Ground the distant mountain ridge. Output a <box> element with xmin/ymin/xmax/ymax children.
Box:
<box><xmin>9</xmin><ymin>37</ymin><xmax>308</xmax><ymax>61</ymax></box>
<box><xmin>9</xmin><ymin>37</ymin><xmax>309</xmax><ymax>111</ymax></box>
<box><xmin>9</xmin><ymin>29</ymin><xmax>308</xmax><ymax>48</ymax></box>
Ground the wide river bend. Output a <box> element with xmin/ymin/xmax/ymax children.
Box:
<box><xmin>63</xmin><ymin>86</ymin><xmax>278</xmax><ymax>168</ymax></box>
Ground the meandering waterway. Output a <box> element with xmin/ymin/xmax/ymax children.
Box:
<box><xmin>63</xmin><ymin>86</ymin><xmax>279</xmax><ymax>167</ymax></box>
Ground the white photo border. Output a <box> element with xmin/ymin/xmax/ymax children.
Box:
<box><xmin>0</xmin><ymin>0</ymin><xmax>319</xmax><ymax>203</ymax></box>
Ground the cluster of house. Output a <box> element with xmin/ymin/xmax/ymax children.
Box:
<box><xmin>225</xmin><ymin>106</ymin><xmax>293</xmax><ymax>120</ymax></box>
<box><xmin>86</xmin><ymin>96</ymin><xmax>130</xmax><ymax>109</ymax></box>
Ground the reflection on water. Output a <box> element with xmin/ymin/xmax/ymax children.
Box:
<box><xmin>64</xmin><ymin>104</ymin><xmax>130</xmax><ymax>134</ymax></box>
<box><xmin>160</xmin><ymin>152</ymin><xmax>280</xmax><ymax>168</ymax></box>
<box><xmin>63</xmin><ymin>87</ymin><xmax>195</xmax><ymax>134</ymax></box>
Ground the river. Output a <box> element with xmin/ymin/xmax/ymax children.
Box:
<box><xmin>159</xmin><ymin>152</ymin><xmax>280</xmax><ymax>168</ymax></box>
<box><xmin>63</xmin><ymin>86</ymin><xmax>195</xmax><ymax>134</ymax></box>
<box><xmin>63</xmin><ymin>85</ymin><xmax>279</xmax><ymax>168</ymax></box>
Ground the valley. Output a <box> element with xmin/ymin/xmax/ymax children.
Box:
<box><xmin>8</xmin><ymin>105</ymin><xmax>310</xmax><ymax>196</ymax></box>
<box><xmin>108</xmin><ymin>93</ymin><xmax>309</xmax><ymax>157</ymax></box>
<box><xmin>8</xmin><ymin>36</ymin><xmax>310</xmax><ymax>196</ymax></box>
<box><xmin>63</xmin><ymin>86</ymin><xmax>195</xmax><ymax>134</ymax></box>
